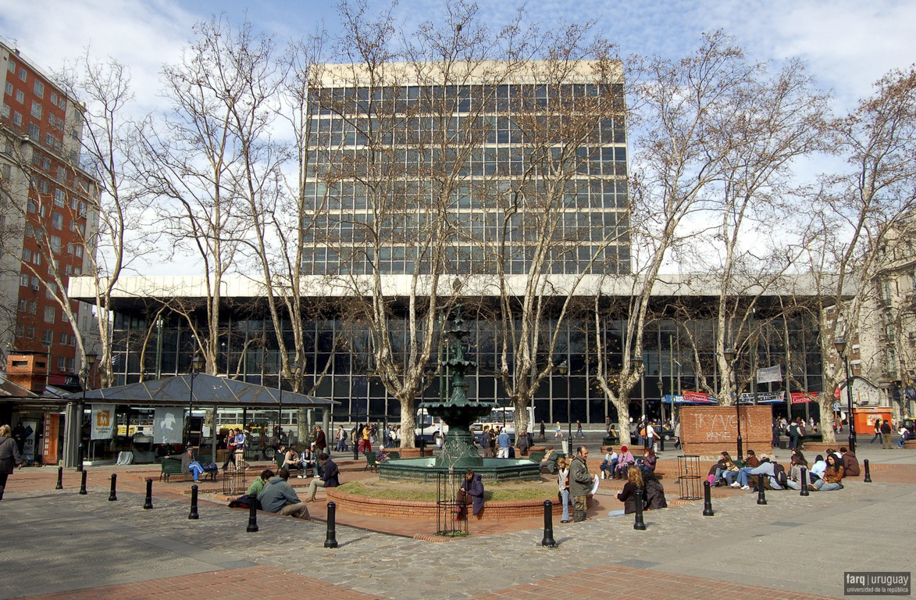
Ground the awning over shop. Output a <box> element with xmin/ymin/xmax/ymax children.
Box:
<box><xmin>64</xmin><ymin>373</ymin><xmax>338</xmax><ymax>409</ymax></box>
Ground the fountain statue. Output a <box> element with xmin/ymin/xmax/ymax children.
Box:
<box><xmin>379</xmin><ymin>305</ymin><xmax>541</xmax><ymax>481</ymax></box>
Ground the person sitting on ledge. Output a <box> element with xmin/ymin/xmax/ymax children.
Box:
<box><xmin>376</xmin><ymin>445</ymin><xmax>390</xmax><ymax>464</ymax></box>
<box><xmin>614</xmin><ymin>446</ymin><xmax>635</xmax><ymax>479</ymax></box>
<box><xmin>600</xmin><ymin>446</ymin><xmax>618</xmax><ymax>480</ymax></box>
<box><xmin>306</xmin><ymin>453</ymin><xmax>339</xmax><ymax>502</ymax></box>
<box><xmin>733</xmin><ymin>453</ymin><xmax>782</xmax><ymax>491</ymax></box>
<box><xmin>810</xmin><ymin>453</ymin><xmax>844</xmax><ymax>491</ymax></box>
<box><xmin>710</xmin><ymin>451</ymin><xmax>739</xmax><ymax>487</ymax></box>
<box><xmin>280</xmin><ymin>445</ymin><xmax>305</xmax><ymax>478</ymax></box>
<box><xmin>257</xmin><ymin>468</ymin><xmax>309</xmax><ymax>519</ymax></box>
<box><xmin>840</xmin><ymin>447</ymin><xmax>860</xmax><ymax>477</ymax></box>
<box><xmin>637</xmin><ymin>447</ymin><xmax>657</xmax><ymax>476</ymax></box>
<box><xmin>455</xmin><ymin>468</ymin><xmax>485</xmax><ymax>520</ymax></box>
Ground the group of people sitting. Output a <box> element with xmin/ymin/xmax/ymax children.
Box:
<box><xmin>278</xmin><ymin>444</ymin><xmax>319</xmax><ymax>478</ymax></box>
<box><xmin>598</xmin><ymin>445</ymin><xmax>658</xmax><ymax>480</ymax></box>
<box><xmin>707</xmin><ymin>446</ymin><xmax>858</xmax><ymax>492</ymax></box>
<box><xmin>233</xmin><ymin>452</ymin><xmax>341</xmax><ymax>519</ymax></box>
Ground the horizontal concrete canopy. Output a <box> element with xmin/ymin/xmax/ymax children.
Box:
<box><xmin>64</xmin><ymin>373</ymin><xmax>338</xmax><ymax>408</ymax></box>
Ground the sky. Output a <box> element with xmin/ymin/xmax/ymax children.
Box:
<box><xmin>2</xmin><ymin>0</ymin><xmax>915</xmax><ymax>274</ymax></box>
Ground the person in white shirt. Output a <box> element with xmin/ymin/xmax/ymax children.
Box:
<box><xmin>600</xmin><ymin>447</ymin><xmax>618</xmax><ymax>479</ymax></box>
<box><xmin>809</xmin><ymin>455</ymin><xmax>827</xmax><ymax>478</ymax></box>
<box><xmin>646</xmin><ymin>422</ymin><xmax>657</xmax><ymax>451</ymax></box>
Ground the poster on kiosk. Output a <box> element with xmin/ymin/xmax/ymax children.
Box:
<box><xmin>91</xmin><ymin>404</ymin><xmax>116</xmax><ymax>440</ymax></box>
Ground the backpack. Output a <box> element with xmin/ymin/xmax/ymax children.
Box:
<box><xmin>772</xmin><ymin>462</ymin><xmax>788</xmax><ymax>488</ymax></box>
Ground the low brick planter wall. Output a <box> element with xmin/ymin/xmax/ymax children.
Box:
<box><xmin>799</xmin><ymin>442</ymin><xmax>845</xmax><ymax>454</ymax></box>
<box><xmin>326</xmin><ymin>488</ymin><xmax>590</xmax><ymax>521</ymax></box>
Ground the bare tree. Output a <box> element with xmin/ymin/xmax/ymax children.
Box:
<box><xmin>800</xmin><ymin>67</ymin><xmax>916</xmax><ymax>442</ymax></box>
<box><xmin>310</xmin><ymin>0</ymin><xmax>531</xmax><ymax>446</ymax></box>
<box><xmin>592</xmin><ymin>33</ymin><xmax>766</xmax><ymax>439</ymax></box>
<box><xmin>137</xmin><ymin>17</ymin><xmax>266</xmax><ymax>373</ymax></box>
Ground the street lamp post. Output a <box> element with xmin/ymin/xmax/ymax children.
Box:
<box><xmin>725</xmin><ymin>348</ymin><xmax>742</xmax><ymax>459</ymax></box>
<box><xmin>833</xmin><ymin>338</ymin><xmax>856</xmax><ymax>453</ymax></box>
<box><xmin>77</xmin><ymin>352</ymin><xmax>97</xmax><ymax>472</ymax></box>
<box><xmin>187</xmin><ymin>354</ymin><xmax>204</xmax><ymax>448</ymax></box>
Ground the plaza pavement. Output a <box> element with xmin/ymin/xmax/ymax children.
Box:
<box><xmin>0</xmin><ymin>442</ymin><xmax>913</xmax><ymax>600</ymax></box>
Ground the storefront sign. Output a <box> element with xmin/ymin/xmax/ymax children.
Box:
<box><xmin>91</xmin><ymin>404</ymin><xmax>116</xmax><ymax>440</ymax></box>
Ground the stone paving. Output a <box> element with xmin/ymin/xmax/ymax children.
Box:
<box><xmin>0</xmin><ymin>444</ymin><xmax>913</xmax><ymax>600</ymax></box>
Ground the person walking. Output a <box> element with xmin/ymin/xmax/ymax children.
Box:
<box><xmin>554</xmin><ymin>421</ymin><xmax>563</xmax><ymax>439</ymax></box>
<box><xmin>539</xmin><ymin>421</ymin><xmax>546</xmax><ymax>440</ymax></box>
<box><xmin>496</xmin><ymin>427</ymin><xmax>511</xmax><ymax>458</ymax></box>
<box><xmin>575</xmin><ymin>420</ymin><xmax>584</xmax><ymax>439</ymax></box>
<box><xmin>0</xmin><ymin>424</ymin><xmax>25</xmax><ymax>501</ymax></box>
<box><xmin>569</xmin><ymin>445</ymin><xmax>593</xmax><ymax>522</ymax></box>
<box><xmin>870</xmin><ymin>419</ymin><xmax>882</xmax><ymax>444</ymax></box>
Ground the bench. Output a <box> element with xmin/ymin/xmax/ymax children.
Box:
<box><xmin>159</xmin><ymin>456</ymin><xmax>218</xmax><ymax>482</ymax></box>
<box><xmin>364</xmin><ymin>452</ymin><xmax>379</xmax><ymax>472</ymax></box>
<box><xmin>386</xmin><ymin>451</ymin><xmax>400</xmax><ymax>461</ymax></box>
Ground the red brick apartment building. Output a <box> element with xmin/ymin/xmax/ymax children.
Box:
<box><xmin>1</xmin><ymin>38</ymin><xmax>98</xmax><ymax>389</ymax></box>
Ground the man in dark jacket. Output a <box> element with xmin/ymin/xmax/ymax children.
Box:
<box><xmin>257</xmin><ymin>468</ymin><xmax>309</xmax><ymax>519</ymax></box>
<box><xmin>306</xmin><ymin>453</ymin><xmax>339</xmax><ymax>501</ymax></box>
<box><xmin>569</xmin><ymin>446</ymin><xmax>593</xmax><ymax>522</ymax></box>
<box><xmin>456</xmin><ymin>469</ymin><xmax>485</xmax><ymax>519</ymax></box>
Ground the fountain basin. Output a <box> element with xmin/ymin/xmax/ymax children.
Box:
<box><xmin>379</xmin><ymin>457</ymin><xmax>542</xmax><ymax>482</ymax></box>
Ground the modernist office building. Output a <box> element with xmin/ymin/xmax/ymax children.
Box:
<box><xmin>69</xmin><ymin>61</ymin><xmax>827</xmax><ymax>427</ymax></box>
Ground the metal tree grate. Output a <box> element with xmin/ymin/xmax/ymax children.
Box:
<box><xmin>222</xmin><ymin>467</ymin><xmax>247</xmax><ymax>496</ymax></box>
<box><xmin>677</xmin><ymin>455</ymin><xmax>702</xmax><ymax>500</ymax></box>
<box><xmin>436</xmin><ymin>472</ymin><xmax>468</xmax><ymax>537</ymax></box>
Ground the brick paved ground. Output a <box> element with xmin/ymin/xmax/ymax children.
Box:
<box><xmin>1</xmin><ymin>444</ymin><xmax>913</xmax><ymax>600</ymax></box>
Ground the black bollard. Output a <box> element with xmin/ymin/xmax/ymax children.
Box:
<box><xmin>703</xmin><ymin>480</ymin><xmax>714</xmax><ymax>516</ymax></box>
<box><xmin>756</xmin><ymin>473</ymin><xmax>767</xmax><ymax>505</ymax></box>
<box><xmin>800</xmin><ymin>467</ymin><xmax>809</xmax><ymax>496</ymax></box>
<box><xmin>864</xmin><ymin>459</ymin><xmax>872</xmax><ymax>483</ymax></box>
<box><xmin>324</xmin><ymin>501</ymin><xmax>339</xmax><ymax>548</ymax></box>
<box><xmin>79</xmin><ymin>470</ymin><xmax>88</xmax><ymax>495</ymax></box>
<box><xmin>55</xmin><ymin>466</ymin><xmax>63</xmax><ymax>490</ymax></box>
<box><xmin>143</xmin><ymin>478</ymin><xmax>153</xmax><ymax>510</ymax></box>
<box><xmin>540</xmin><ymin>500</ymin><xmax>557</xmax><ymax>547</ymax></box>
<box><xmin>246</xmin><ymin>500</ymin><xmax>259</xmax><ymax>532</ymax></box>
<box><xmin>634</xmin><ymin>489</ymin><xmax>647</xmax><ymax>530</ymax></box>
<box><xmin>188</xmin><ymin>484</ymin><xmax>199</xmax><ymax>519</ymax></box>
<box><xmin>108</xmin><ymin>474</ymin><xmax>118</xmax><ymax>501</ymax></box>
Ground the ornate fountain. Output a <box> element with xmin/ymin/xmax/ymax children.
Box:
<box><xmin>379</xmin><ymin>306</ymin><xmax>541</xmax><ymax>481</ymax></box>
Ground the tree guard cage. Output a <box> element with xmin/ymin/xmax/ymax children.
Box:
<box><xmin>436</xmin><ymin>471</ymin><xmax>468</xmax><ymax>537</ymax></box>
<box><xmin>677</xmin><ymin>455</ymin><xmax>702</xmax><ymax>500</ymax></box>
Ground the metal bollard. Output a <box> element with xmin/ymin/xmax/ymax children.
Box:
<box><xmin>540</xmin><ymin>500</ymin><xmax>557</xmax><ymax>547</ymax></box>
<box><xmin>324</xmin><ymin>501</ymin><xmax>339</xmax><ymax>548</ymax></box>
<box><xmin>633</xmin><ymin>489</ymin><xmax>647</xmax><ymax>530</ymax></box>
<box><xmin>108</xmin><ymin>474</ymin><xmax>118</xmax><ymax>501</ymax></box>
<box><xmin>703</xmin><ymin>480</ymin><xmax>714</xmax><ymax>516</ymax></box>
<box><xmin>188</xmin><ymin>484</ymin><xmax>199</xmax><ymax>519</ymax></box>
<box><xmin>143</xmin><ymin>478</ymin><xmax>153</xmax><ymax>510</ymax></box>
<box><xmin>864</xmin><ymin>459</ymin><xmax>872</xmax><ymax>483</ymax></box>
<box><xmin>79</xmin><ymin>470</ymin><xmax>88</xmax><ymax>495</ymax></box>
<box><xmin>246</xmin><ymin>500</ymin><xmax>259</xmax><ymax>532</ymax></box>
<box><xmin>55</xmin><ymin>466</ymin><xmax>63</xmax><ymax>490</ymax></box>
<box><xmin>800</xmin><ymin>467</ymin><xmax>809</xmax><ymax>496</ymax></box>
<box><xmin>756</xmin><ymin>473</ymin><xmax>767</xmax><ymax>505</ymax></box>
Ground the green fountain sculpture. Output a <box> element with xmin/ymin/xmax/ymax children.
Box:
<box><xmin>424</xmin><ymin>305</ymin><xmax>497</xmax><ymax>469</ymax></box>
<box><xmin>379</xmin><ymin>305</ymin><xmax>541</xmax><ymax>481</ymax></box>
